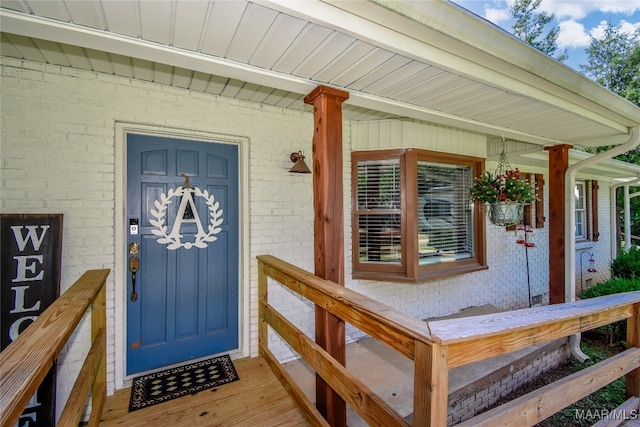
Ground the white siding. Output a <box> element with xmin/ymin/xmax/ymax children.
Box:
<box><xmin>352</xmin><ymin>120</ymin><xmax>486</xmax><ymax>157</ymax></box>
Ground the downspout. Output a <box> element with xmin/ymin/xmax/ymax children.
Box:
<box><xmin>565</xmin><ymin>126</ymin><xmax>640</xmax><ymax>362</ymax></box>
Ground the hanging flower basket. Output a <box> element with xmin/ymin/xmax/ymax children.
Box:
<box><xmin>469</xmin><ymin>138</ymin><xmax>537</xmax><ymax>227</ymax></box>
<box><xmin>489</xmin><ymin>202</ymin><xmax>523</xmax><ymax>227</ymax></box>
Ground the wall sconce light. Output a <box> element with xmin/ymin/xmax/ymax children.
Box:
<box><xmin>289</xmin><ymin>151</ymin><xmax>311</xmax><ymax>174</ymax></box>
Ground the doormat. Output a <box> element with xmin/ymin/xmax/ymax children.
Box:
<box><xmin>128</xmin><ymin>355</ymin><xmax>239</xmax><ymax>412</ymax></box>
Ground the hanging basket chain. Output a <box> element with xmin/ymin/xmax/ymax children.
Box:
<box><xmin>497</xmin><ymin>139</ymin><xmax>509</xmax><ymax>203</ymax></box>
<box><xmin>496</xmin><ymin>138</ymin><xmax>511</xmax><ymax>176</ymax></box>
<box><xmin>490</xmin><ymin>139</ymin><xmax>537</xmax><ymax>241</ymax></box>
<box><xmin>489</xmin><ymin>137</ymin><xmax>524</xmax><ymax>226</ymax></box>
<box><xmin>495</xmin><ymin>137</ymin><xmax>518</xmax><ymax>203</ymax></box>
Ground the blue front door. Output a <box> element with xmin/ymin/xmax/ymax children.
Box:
<box><xmin>126</xmin><ymin>133</ymin><xmax>239</xmax><ymax>375</ymax></box>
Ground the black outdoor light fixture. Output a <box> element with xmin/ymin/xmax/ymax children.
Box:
<box><xmin>289</xmin><ymin>151</ymin><xmax>311</xmax><ymax>174</ymax></box>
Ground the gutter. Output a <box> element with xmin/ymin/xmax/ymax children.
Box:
<box><xmin>564</xmin><ymin>127</ymin><xmax>640</xmax><ymax>362</ymax></box>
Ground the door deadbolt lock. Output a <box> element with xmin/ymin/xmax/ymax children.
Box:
<box><xmin>129</xmin><ymin>242</ymin><xmax>140</xmax><ymax>255</ymax></box>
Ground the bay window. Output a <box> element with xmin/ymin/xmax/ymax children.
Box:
<box><xmin>352</xmin><ymin>149</ymin><xmax>487</xmax><ymax>282</ymax></box>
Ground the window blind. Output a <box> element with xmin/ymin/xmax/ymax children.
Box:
<box><xmin>417</xmin><ymin>161</ymin><xmax>474</xmax><ymax>265</ymax></box>
<box><xmin>356</xmin><ymin>159</ymin><xmax>402</xmax><ymax>265</ymax></box>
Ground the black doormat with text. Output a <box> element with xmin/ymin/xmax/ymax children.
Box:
<box><xmin>128</xmin><ymin>355</ymin><xmax>239</xmax><ymax>412</ymax></box>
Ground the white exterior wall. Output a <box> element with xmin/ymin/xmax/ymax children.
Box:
<box><xmin>0</xmin><ymin>58</ymin><xmax>615</xmax><ymax>419</ymax></box>
<box><xmin>574</xmin><ymin>181</ymin><xmax>614</xmax><ymax>292</ymax></box>
<box><xmin>1</xmin><ymin>57</ymin><xmax>317</xmax><ymax>417</ymax></box>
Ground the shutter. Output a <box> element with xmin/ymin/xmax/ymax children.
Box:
<box><xmin>535</xmin><ymin>174</ymin><xmax>545</xmax><ymax>228</ymax></box>
<box><xmin>591</xmin><ymin>180</ymin><xmax>599</xmax><ymax>241</ymax></box>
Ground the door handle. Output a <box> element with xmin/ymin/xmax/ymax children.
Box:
<box><xmin>129</xmin><ymin>255</ymin><xmax>140</xmax><ymax>302</ymax></box>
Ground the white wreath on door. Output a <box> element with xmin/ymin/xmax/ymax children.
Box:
<box><xmin>150</xmin><ymin>186</ymin><xmax>223</xmax><ymax>250</ymax></box>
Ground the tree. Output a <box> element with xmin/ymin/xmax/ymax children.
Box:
<box><xmin>580</xmin><ymin>23</ymin><xmax>640</xmax><ymax>243</ymax></box>
<box><xmin>580</xmin><ymin>23</ymin><xmax>640</xmax><ymax>105</ymax></box>
<box><xmin>510</xmin><ymin>0</ymin><xmax>568</xmax><ymax>62</ymax></box>
<box><xmin>622</xmin><ymin>44</ymin><xmax>640</xmax><ymax>106</ymax></box>
<box><xmin>579</xmin><ymin>24</ymin><xmax>640</xmax><ymax>162</ymax></box>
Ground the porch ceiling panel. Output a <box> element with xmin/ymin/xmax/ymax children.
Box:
<box><xmin>1</xmin><ymin>0</ymin><xmax>638</xmax><ymax>149</ymax></box>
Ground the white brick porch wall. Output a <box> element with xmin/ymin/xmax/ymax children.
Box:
<box><xmin>1</xmin><ymin>57</ymin><xmax>317</xmax><ymax>419</ymax></box>
<box><xmin>574</xmin><ymin>183</ymin><xmax>614</xmax><ymax>294</ymax></box>
<box><xmin>1</xmin><ymin>57</ymin><xmax>614</xmax><ymax>421</ymax></box>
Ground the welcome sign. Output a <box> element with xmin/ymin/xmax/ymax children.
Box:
<box><xmin>1</xmin><ymin>214</ymin><xmax>63</xmax><ymax>427</ymax></box>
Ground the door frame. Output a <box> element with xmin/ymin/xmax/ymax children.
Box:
<box><xmin>114</xmin><ymin>122</ymin><xmax>250</xmax><ymax>390</ymax></box>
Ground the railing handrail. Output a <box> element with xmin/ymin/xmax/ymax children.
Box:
<box><xmin>430</xmin><ymin>291</ymin><xmax>640</xmax><ymax>368</ymax></box>
<box><xmin>258</xmin><ymin>255</ymin><xmax>432</xmax><ymax>358</ymax></box>
<box><xmin>431</xmin><ymin>292</ymin><xmax>640</xmax><ymax>344</ymax></box>
<box><xmin>0</xmin><ymin>269</ymin><xmax>110</xmax><ymax>427</ymax></box>
<box><xmin>258</xmin><ymin>255</ymin><xmax>640</xmax><ymax>427</ymax></box>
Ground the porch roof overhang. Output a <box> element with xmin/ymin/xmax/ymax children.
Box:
<box><xmin>1</xmin><ymin>0</ymin><xmax>639</xmax><ymax>163</ymax></box>
<box><xmin>493</xmin><ymin>147</ymin><xmax>640</xmax><ymax>183</ymax></box>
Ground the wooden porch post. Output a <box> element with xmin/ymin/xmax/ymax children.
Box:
<box><xmin>544</xmin><ymin>144</ymin><xmax>572</xmax><ymax>304</ymax></box>
<box><xmin>626</xmin><ymin>303</ymin><xmax>640</xmax><ymax>398</ymax></box>
<box><xmin>304</xmin><ymin>85</ymin><xmax>349</xmax><ymax>427</ymax></box>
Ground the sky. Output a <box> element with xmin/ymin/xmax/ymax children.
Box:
<box><xmin>452</xmin><ymin>0</ymin><xmax>640</xmax><ymax>72</ymax></box>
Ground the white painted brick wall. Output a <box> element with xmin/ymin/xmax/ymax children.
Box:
<box><xmin>574</xmin><ymin>182</ymin><xmax>614</xmax><ymax>294</ymax></box>
<box><xmin>1</xmin><ymin>57</ymin><xmax>617</xmax><ymax>420</ymax></box>
<box><xmin>1</xmin><ymin>57</ymin><xmax>316</xmax><ymax>419</ymax></box>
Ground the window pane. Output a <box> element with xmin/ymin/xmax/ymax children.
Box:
<box><xmin>357</xmin><ymin>159</ymin><xmax>400</xmax><ymax>210</ymax></box>
<box><xmin>417</xmin><ymin>161</ymin><xmax>474</xmax><ymax>266</ymax></box>
<box><xmin>358</xmin><ymin>214</ymin><xmax>402</xmax><ymax>264</ymax></box>
<box><xmin>575</xmin><ymin>183</ymin><xmax>585</xmax><ymax>210</ymax></box>
<box><xmin>575</xmin><ymin>212</ymin><xmax>585</xmax><ymax>237</ymax></box>
<box><xmin>575</xmin><ymin>182</ymin><xmax>586</xmax><ymax>238</ymax></box>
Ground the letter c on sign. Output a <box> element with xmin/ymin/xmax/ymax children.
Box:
<box><xmin>9</xmin><ymin>316</ymin><xmax>38</xmax><ymax>342</ymax></box>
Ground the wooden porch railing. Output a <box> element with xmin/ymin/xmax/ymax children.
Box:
<box><xmin>257</xmin><ymin>255</ymin><xmax>640</xmax><ymax>426</ymax></box>
<box><xmin>0</xmin><ymin>269</ymin><xmax>110</xmax><ymax>427</ymax></box>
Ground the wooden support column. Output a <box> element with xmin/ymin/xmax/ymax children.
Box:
<box><xmin>626</xmin><ymin>303</ymin><xmax>640</xmax><ymax>398</ymax></box>
<box><xmin>304</xmin><ymin>85</ymin><xmax>349</xmax><ymax>427</ymax></box>
<box><xmin>544</xmin><ymin>144</ymin><xmax>572</xmax><ymax>304</ymax></box>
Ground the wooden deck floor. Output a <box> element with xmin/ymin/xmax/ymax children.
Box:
<box><xmin>100</xmin><ymin>356</ymin><xmax>311</xmax><ymax>427</ymax></box>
